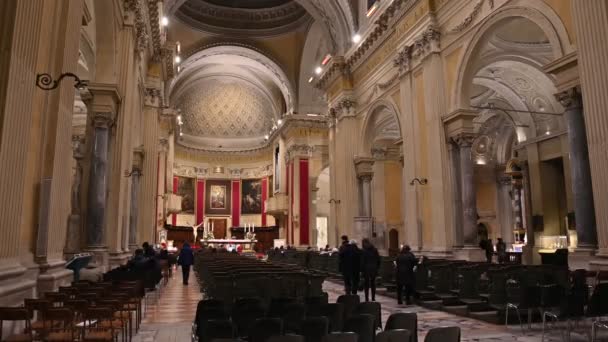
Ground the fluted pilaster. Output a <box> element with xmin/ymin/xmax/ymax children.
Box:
<box><xmin>138</xmin><ymin>98</ymin><xmax>161</xmax><ymax>245</ymax></box>
<box><xmin>572</xmin><ymin>0</ymin><xmax>608</xmax><ymax>256</ymax></box>
<box><xmin>0</xmin><ymin>1</ymin><xmax>44</xmax><ymax>266</ymax></box>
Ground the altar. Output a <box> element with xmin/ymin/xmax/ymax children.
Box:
<box><xmin>199</xmin><ymin>239</ymin><xmax>257</xmax><ymax>246</ymax></box>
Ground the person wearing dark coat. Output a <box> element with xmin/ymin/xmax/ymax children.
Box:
<box><xmin>339</xmin><ymin>239</ymin><xmax>361</xmax><ymax>295</ymax></box>
<box><xmin>338</xmin><ymin>235</ymin><xmax>350</xmax><ymax>293</ymax></box>
<box><xmin>361</xmin><ymin>238</ymin><xmax>381</xmax><ymax>302</ymax></box>
<box><xmin>178</xmin><ymin>242</ymin><xmax>195</xmax><ymax>285</ymax></box>
<box><xmin>395</xmin><ymin>245</ymin><xmax>417</xmax><ymax>305</ymax></box>
<box><xmin>496</xmin><ymin>238</ymin><xmax>507</xmax><ymax>264</ymax></box>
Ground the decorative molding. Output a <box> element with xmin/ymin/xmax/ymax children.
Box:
<box><xmin>448</xmin><ymin>0</ymin><xmax>484</xmax><ymax>34</ymax></box>
<box><xmin>286</xmin><ymin>144</ymin><xmax>315</xmax><ymax>161</ymax></box>
<box><xmin>360</xmin><ymin>73</ymin><xmax>400</xmax><ymax>106</ymax></box>
<box><xmin>147</xmin><ymin>0</ymin><xmax>162</xmax><ymax>59</ymax></box>
<box><xmin>123</xmin><ymin>0</ymin><xmax>149</xmax><ymax>53</ymax></box>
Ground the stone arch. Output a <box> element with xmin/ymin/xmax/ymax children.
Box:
<box><xmin>298</xmin><ymin>21</ymin><xmax>330</xmax><ymax>115</ymax></box>
<box><xmin>171</xmin><ymin>43</ymin><xmax>296</xmax><ymax>113</ymax></box>
<box><xmin>360</xmin><ymin>98</ymin><xmax>402</xmax><ymax>156</ymax></box>
<box><xmin>453</xmin><ymin>1</ymin><xmax>572</xmax><ymax>110</ymax></box>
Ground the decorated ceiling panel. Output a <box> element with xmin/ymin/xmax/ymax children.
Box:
<box><xmin>176</xmin><ymin>77</ymin><xmax>275</xmax><ymax>138</ymax></box>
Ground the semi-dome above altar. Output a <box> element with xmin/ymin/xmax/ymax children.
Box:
<box><xmin>174</xmin><ymin>0</ymin><xmax>310</xmax><ymax>37</ymax></box>
<box><xmin>176</xmin><ymin>77</ymin><xmax>275</xmax><ymax>140</ymax></box>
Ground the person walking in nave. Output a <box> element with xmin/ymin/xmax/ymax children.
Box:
<box><xmin>339</xmin><ymin>237</ymin><xmax>361</xmax><ymax>294</ymax></box>
<box><xmin>178</xmin><ymin>242</ymin><xmax>195</xmax><ymax>285</ymax></box>
<box><xmin>395</xmin><ymin>245</ymin><xmax>417</xmax><ymax>305</ymax></box>
<box><xmin>361</xmin><ymin>238</ymin><xmax>381</xmax><ymax>302</ymax></box>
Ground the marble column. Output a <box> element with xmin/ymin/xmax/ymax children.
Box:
<box><xmin>497</xmin><ymin>175</ymin><xmax>514</xmax><ymax>245</ymax></box>
<box><xmin>449</xmin><ymin>143</ymin><xmax>463</xmax><ymax>248</ymax></box>
<box><xmin>557</xmin><ymin>88</ymin><xmax>597</xmax><ymax>250</ymax></box>
<box><xmin>454</xmin><ymin>134</ymin><xmax>478</xmax><ymax>246</ymax></box>
<box><xmin>128</xmin><ymin>148</ymin><xmax>144</xmax><ymax>250</ymax></box>
<box><xmin>86</xmin><ymin>113</ymin><xmax>113</xmax><ymax>250</ymax></box>
<box><xmin>572</xmin><ymin>0</ymin><xmax>608</xmax><ymax>257</ymax></box>
<box><xmin>360</xmin><ymin>175</ymin><xmax>373</xmax><ymax>217</ymax></box>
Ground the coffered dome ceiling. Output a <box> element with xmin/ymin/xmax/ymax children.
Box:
<box><xmin>176</xmin><ymin>77</ymin><xmax>275</xmax><ymax>139</ymax></box>
<box><xmin>170</xmin><ymin>44</ymin><xmax>292</xmax><ymax>152</ymax></box>
<box><xmin>175</xmin><ymin>0</ymin><xmax>310</xmax><ymax>37</ymax></box>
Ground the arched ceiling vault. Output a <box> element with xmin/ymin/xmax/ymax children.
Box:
<box><xmin>164</xmin><ymin>0</ymin><xmax>355</xmax><ymax>54</ymax></box>
<box><xmin>169</xmin><ymin>45</ymin><xmax>293</xmax><ymax>151</ymax></box>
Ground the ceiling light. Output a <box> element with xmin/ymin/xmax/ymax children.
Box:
<box><xmin>545</xmin><ymin>131</ymin><xmax>551</xmax><ymax>136</ymax></box>
<box><xmin>177</xmin><ymin>115</ymin><xmax>181</xmax><ymax>120</ymax></box>
<box><xmin>308</xmin><ymin>77</ymin><xmax>314</xmax><ymax>83</ymax></box>
<box><xmin>321</xmin><ymin>54</ymin><xmax>332</xmax><ymax>65</ymax></box>
<box><xmin>315</xmin><ymin>66</ymin><xmax>322</xmax><ymax>75</ymax></box>
<box><xmin>176</xmin><ymin>42</ymin><xmax>181</xmax><ymax>53</ymax></box>
<box><xmin>161</xmin><ymin>16</ymin><xmax>169</xmax><ymax>27</ymax></box>
<box><xmin>264</xmin><ymin>135</ymin><xmax>269</xmax><ymax>140</ymax></box>
<box><xmin>352</xmin><ymin>34</ymin><xmax>362</xmax><ymax>44</ymax></box>
<box><xmin>174</xmin><ymin>56</ymin><xmax>181</xmax><ymax>63</ymax></box>
<box><xmin>277</xmin><ymin>119</ymin><xmax>283</xmax><ymax>125</ymax></box>
<box><xmin>177</xmin><ymin>66</ymin><xmax>181</xmax><ymax>73</ymax></box>
<box><xmin>179</xmin><ymin>132</ymin><xmax>183</xmax><ymax>137</ymax></box>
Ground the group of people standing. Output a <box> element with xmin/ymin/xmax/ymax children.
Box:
<box><xmin>338</xmin><ymin>236</ymin><xmax>418</xmax><ymax>305</ymax></box>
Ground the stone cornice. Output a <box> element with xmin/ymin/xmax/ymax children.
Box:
<box><xmin>354</xmin><ymin>156</ymin><xmax>375</xmax><ymax>179</ymax></box>
<box><xmin>442</xmin><ymin>108</ymin><xmax>479</xmax><ymax>139</ymax></box>
<box><xmin>147</xmin><ymin>0</ymin><xmax>163</xmax><ymax>59</ymax></box>
<box><xmin>123</xmin><ymin>0</ymin><xmax>149</xmax><ymax>53</ymax></box>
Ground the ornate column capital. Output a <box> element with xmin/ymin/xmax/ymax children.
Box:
<box><xmin>92</xmin><ymin>113</ymin><xmax>114</xmax><ymax>128</ymax></box>
<box><xmin>84</xmin><ymin>82</ymin><xmax>121</xmax><ymax>118</ymax></box>
<box><xmin>452</xmin><ymin>133</ymin><xmax>477</xmax><ymax>148</ymax></box>
<box><xmin>556</xmin><ymin>87</ymin><xmax>583</xmax><ymax>110</ymax></box>
<box><xmin>497</xmin><ymin>175</ymin><xmax>512</xmax><ymax>187</ymax></box>
<box><xmin>144</xmin><ymin>86</ymin><xmax>163</xmax><ymax>107</ymax></box>
<box><xmin>286</xmin><ymin>144</ymin><xmax>314</xmax><ymax>162</ymax></box>
<box><xmin>411</xmin><ymin>25</ymin><xmax>441</xmax><ymax>62</ymax></box>
<box><xmin>330</xmin><ymin>95</ymin><xmax>357</xmax><ymax>122</ymax></box>
<box><xmin>354</xmin><ymin>156</ymin><xmax>375</xmax><ymax>180</ymax></box>
<box><xmin>393</xmin><ymin>45</ymin><xmax>412</xmax><ymax>76</ymax></box>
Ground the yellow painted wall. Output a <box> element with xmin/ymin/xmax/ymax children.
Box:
<box><xmin>543</xmin><ymin>0</ymin><xmax>576</xmax><ymax>44</ymax></box>
<box><xmin>444</xmin><ymin>46</ymin><xmax>463</xmax><ymax>107</ymax></box>
<box><xmin>384</xmin><ymin>161</ymin><xmax>403</xmax><ymax>224</ymax></box>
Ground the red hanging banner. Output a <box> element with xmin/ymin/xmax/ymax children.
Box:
<box><xmin>196</xmin><ymin>180</ymin><xmax>205</xmax><ymax>225</ymax></box>
<box><xmin>299</xmin><ymin>159</ymin><xmax>309</xmax><ymax>245</ymax></box>
<box><xmin>261</xmin><ymin>177</ymin><xmax>268</xmax><ymax>226</ymax></box>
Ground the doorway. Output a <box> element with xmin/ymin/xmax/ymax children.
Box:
<box><xmin>388</xmin><ymin>229</ymin><xmax>399</xmax><ymax>256</ymax></box>
<box><xmin>540</xmin><ymin>158</ymin><xmax>568</xmax><ymax>236</ymax></box>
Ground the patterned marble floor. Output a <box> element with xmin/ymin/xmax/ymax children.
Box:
<box><xmin>132</xmin><ymin>269</ymin><xmax>603</xmax><ymax>341</ymax></box>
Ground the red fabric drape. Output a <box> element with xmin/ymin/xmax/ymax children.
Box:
<box><xmin>261</xmin><ymin>177</ymin><xmax>268</xmax><ymax>226</ymax></box>
<box><xmin>196</xmin><ymin>180</ymin><xmax>205</xmax><ymax>225</ymax></box>
<box><xmin>299</xmin><ymin>159</ymin><xmax>309</xmax><ymax>245</ymax></box>
<box><xmin>290</xmin><ymin>162</ymin><xmax>294</xmax><ymax>245</ymax></box>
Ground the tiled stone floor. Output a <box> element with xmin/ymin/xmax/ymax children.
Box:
<box><xmin>133</xmin><ymin>269</ymin><xmax>603</xmax><ymax>341</ymax></box>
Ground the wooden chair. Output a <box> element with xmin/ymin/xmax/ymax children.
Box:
<box><xmin>97</xmin><ymin>300</ymin><xmax>128</xmax><ymax>342</ymax></box>
<box><xmin>82</xmin><ymin>307</ymin><xmax>118</xmax><ymax>342</ymax></box>
<box><xmin>0</xmin><ymin>307</ymin><xmax>33</xmax><ymax>342</ymax></box>
<box><xmin>23</xmin><ymin>298</ymin><xmax>51</xmax><ymax>336</ymax></box>
<box><xmin>43</xmin><ymin>308</ymin><xmax>77</xmax><ymax>342</ymax></box>
<box><xmin>43</xmin><ymin>293</ymin><xmax>68</xmax><ymax>307</ymax></box>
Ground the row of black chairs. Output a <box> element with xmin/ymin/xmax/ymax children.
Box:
<box><xmin>193</xmin><ymin>295</ymin><xmax>460</xmax><ymax>342</ymax></box>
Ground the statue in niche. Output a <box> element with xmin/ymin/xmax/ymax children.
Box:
<box><xmin>71</xmin><ymin>136</ymin><xmax>85</xmax><ymax>215</ymax></box>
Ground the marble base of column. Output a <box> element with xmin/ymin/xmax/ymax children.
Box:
<box><xmin>353</xmin><ymin>216</ymin><xmax>373</xmax><ymax>242</ymax></box>
<box><xmin>37</xmin><ymin>259</ymin><xmax>73</xmax><ymax>293</ymax></box>
<box><xmin>452</xmin><ymin>246</ymin><xmax>486</xmax><ymax>262</ymax></box>
<box><xmin>85</xmin><ymin>246</ymin><xmax>109</xmax><ymax>271</ymax></box>
<box><xmin>108</xmin><ymin>252</ymin><xmax>130</xmax><ymax>270</ymax></box>
<box><xmin>64</xmin><ymin>214</ymin><xmax>81</xmax><ymax>257</ymax></box>
<box><xmin>568</xmin><ymin>246</ymin><xmax>596</xmax><ymax>270</ymax></box>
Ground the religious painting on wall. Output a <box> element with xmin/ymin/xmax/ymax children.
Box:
<box><xmin>210</xmin><ymin>185</ymin><xmax>226</xmax><ymax>209</ymax></box>
<box><xmin>177</xmin><ymin>176</ymin><xmax>195</xmax><ymax>214</ymax></box>
<box><xmin>242</xmin><ymin>179</ymin><xmax>262</xmax><ymax>214</ymax></box>
<box><xmin>204</xmin><ymin>179</ymin><xmax>232</xmax><ymax>216</ymax></box>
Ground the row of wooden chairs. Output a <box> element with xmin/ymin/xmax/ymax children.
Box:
<box><xmin>0</xmin><ymin>280</ymin><xmax>145</xmax><ymax>342</ymax></box>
